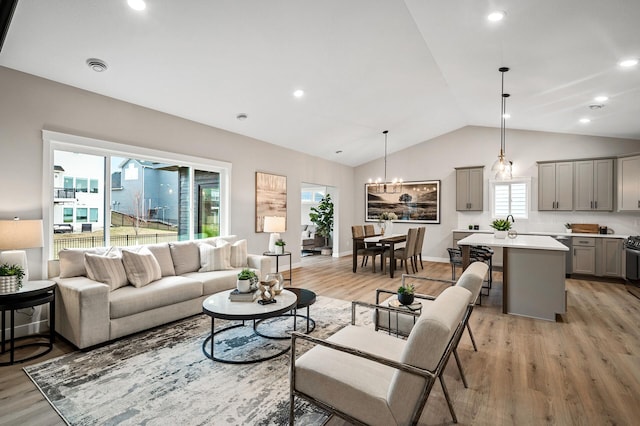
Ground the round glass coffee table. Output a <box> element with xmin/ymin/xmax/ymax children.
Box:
<box><xmin>202</xmin><ymin>289</ymin><xmax>297</xmax><ymax>364</ymax></box>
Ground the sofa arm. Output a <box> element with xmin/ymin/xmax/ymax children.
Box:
<box><xmin>54</xmin><ymin>277</ymin><xmax>110</xmax><ymax>349</ymax></box>
<box><xmin>247</xmin><ymin>254</ymin><xmax>272</xmax><ymax>280</ymax></box>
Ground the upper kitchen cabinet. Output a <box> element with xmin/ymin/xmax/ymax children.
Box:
<box><xmin>574</xmin><ymin>159</ymin><xmax>613</xmax><ymax>211</ymax></box>
<box><xmin>456</xmin><ymin>166</ymin><xmax>484</xmax><ymax>211</ymax></box>
<box><xmin>538</xmin><ymin>161</ymin><xmax>573</xmax><ymax>211</ymax></box>
<box><xmin>618</xmin><ymin>154</ymin><xmax>640</xmax><ymax>211</ymax></box>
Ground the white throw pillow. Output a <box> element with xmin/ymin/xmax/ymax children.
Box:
<box><xmin>199</xmin><ymin>242</ymin><xmax>232</xmax><ymax>272</ymax></box>
<box><xmin>121</xmin><ymin>247</ymin><xmax>162</xmax><ymax>288</ymax></box>
<box><xmin>229</xmin><ymin>239</ymin><xmax>248</xmax><ymax>268</ymax></box>
<box><xmin>84</xmin><ymin>252</ymin><xmax>129</xmax><ymax>291</ymax></box>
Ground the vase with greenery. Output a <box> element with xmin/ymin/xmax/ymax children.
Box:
<box><xmin>490</xmin><ymin>218</ymin><xmax>512</xmax><ymax>239</ymax></box>
<box><xmin>236</xmin><ymin>268</ymin><xmax>258</xmax><ymax>293</ymax></box>
<box><xmin>275</xmin><ymin>239</ymin><xmax>286</xmax><ymax>254</ymax></box>
<box><xmin>309</xmin><ymin>194</ymin><xmax>334</xmax><ymax>252</ymax></box>
<box><xmin>378</xmin><ymin>211</ymin><xmax>398</xmax><ymax>235</ymax></box>
<box><xmin>0</xmin><ymin>263</ymin><xmax>25</xmax><ymax>292</ymax></box>
<box><xmin>397</xmin><ymin>282</ymin><xmax>415</xmax><ymax>305</ymax></box>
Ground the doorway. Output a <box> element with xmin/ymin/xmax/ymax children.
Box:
<box><xmin>301</xmin><ymin>183</ymin><xmax>337</xmax><ymax>259</ymax></box>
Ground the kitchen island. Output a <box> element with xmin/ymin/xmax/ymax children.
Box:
<box><xmin>457</xmin><ymin>233</ymin><xmax>569</xmax><ymax>321</ymax></box>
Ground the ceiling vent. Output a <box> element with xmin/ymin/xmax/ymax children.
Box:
<box><xmin>589</xmin><ymin>104</ymin><xmax>604</xmax><ymax>110</ymax></box>
<box><xmin>86</xmin><ymin>58</ymin><xmax>108</xmax><ymax>72</ymax></box>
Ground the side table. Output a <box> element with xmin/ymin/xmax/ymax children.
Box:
<box><xmin>262</xmin><ymin>251</ymin><xmax>292</xmax><ymax>286</ymax></box>
<box><xmin>0</xmin><ymin>280</ymin><xmax>56</xmax><ymax>366</ymax></box>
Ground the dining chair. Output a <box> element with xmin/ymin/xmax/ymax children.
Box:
<box><xmin>414</xmin><ymin>226</ymin><xmax>426</xmax><ymax>270</ymax></box>
<box><xmin>352</xmin><ymin>225</ymin><xmax>383</xmax><ymax>273</ymax></box>
<box><xmin>383</xmin><ymin>227</ymin><xmax>418</xmax><ymax>274</ymax></box>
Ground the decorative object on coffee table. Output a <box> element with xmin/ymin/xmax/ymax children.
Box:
<box><xmin>265</xmin><ymin>272</ymin><xmax>284</xmax><ymax>295</ymax></box>
<box><xmin>236</xmin><ymin>268</ymin><xmax>257</xmax><ymax>293</ymax></box>
<box><xmin>397</xmin><ymin>282</ymin><xmax>415</xmax><ymax>305</ymax></box>
<box><xmin>259</xmin><ymin>279</ymin><xmax>278</xmax><ymax>303</ymax></box>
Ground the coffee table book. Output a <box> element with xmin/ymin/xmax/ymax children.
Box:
<box><xmin>229</xmin><ymin>289</ymin><xmax>258</xmax><ymax>302</ymax></box>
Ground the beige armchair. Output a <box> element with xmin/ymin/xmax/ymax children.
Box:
<box><xmin>289</xmin><ymin>285</ymin><xmax>473</xmax><ymax>425</ymax></box>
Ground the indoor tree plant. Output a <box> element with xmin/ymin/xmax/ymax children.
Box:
<box><xmin>490</xmin><ymin>218</ymin><xmax>512</xmax><ymax>239</ymax></box>
<box><xmin>0</xmin><ymin>263</ymin><xmax>25</xmax><ymax>292</ymax></box>
<box><xmin>309</xmin><ymin>194</ymin><xmax>334</xmax><ymax>255</ymax></box>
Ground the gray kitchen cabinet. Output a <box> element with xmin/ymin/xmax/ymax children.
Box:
<box><xmin>538</xmin><ymin>162</ymin><xmax>574</xmax><ymax>211</ymax></box>
<box><xmin>596</xmin><ymin>238</ymin><xmax>624</xmax><ymax>278</ymax></box>
<box><xmin>575</xmin><ymin>159</ymin><xmax>613</xmax><ymax>211</ymax></box>
<box><xmin>456</xmin><ymin>166</ymin><xmax>483</xmax><ymax>211</ymax></box>
<box><xmin>572</xmin><ymin>237</ymin><xmax>596</xmax><ymax>275</ymax></box>
<box><xmin>618</xmin><ymin>154</ymin><xmax>640</xmax><ymax>211</ymax></box>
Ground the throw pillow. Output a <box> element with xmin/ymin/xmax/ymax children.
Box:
<box><xmin>145</xmin><ymin>243</ymin><xmax>176</xmax><ymax>277</ymax></box>
<box><xmin>229</xmin><ymin>239</ymin><xmax>248</xmax><ymax>268</ymax></box>
<box><xmin>199</xmin><ymin>242</ymin><xmax>232</xmax><ymax>272</ymax></box>
<box><xmin>84</xmin><ymin>253</ymin><xmax>129</xmax><ymax>291</ymax></box>
<box><xmin>169</xmin><ymin>241</ymin><xmax>200</xmax><ymax>275</ymax></box>
<box><xmin>59</xmin><ymin>247</ymin><xmax>107</xmax><ymax>278</ymax></box>
<box><xmin>121</xmin><ymin>247</ymin><xmax>162</xmax><ymax>288</ymax></box>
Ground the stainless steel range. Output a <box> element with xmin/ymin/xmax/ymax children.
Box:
<box><xmin>625</xmin><ymin>236</ymin><xmax>640</xmax><ymax>299</ymax></box>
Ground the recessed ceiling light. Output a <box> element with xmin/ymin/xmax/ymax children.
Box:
<box><xmin>127</xmin><ymin>0</ymin><xmax>146</xmax><ymax>11</ymax></box>
<box><xmin>487</xmin><ymin>11</ymin><xmax>506</xmax><ymax>22</ymax></box>
<box><xmin>293</xmin><ymin>89</ymin><xmax>305</xmax><ymax>98</ymax></box>
<box><xmin>86</xmin><ymin>58</ymin><xmax>108</xmax><ymax>72</ymax></box>
<box><xmin>619</xmin><ymin>58</ymin><xmax>638</xmax><ymax>68</ymax></box>
<box><xmin>502</xmin><ymin>113</ymin><xmax>511</xmax><ymax>119</ymax></box>
<box><xmin>579</xmin><ymin>118</ymin><xmax>591</xmax><ymax>124</ymax></box>
<box><xmin>594</xmin><ymin>95</ymin><xmax>609</xmax><ymax>102</ymax></box>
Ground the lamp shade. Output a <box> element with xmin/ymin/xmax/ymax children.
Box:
<box><xmin>263</xmin><ymin>216</ymin><xmax>286</xmax><ymax>233</ymax></box>
<box><xmin>0</xmin><ymin>219</ymin><xmax>44</xmax><ymax>250</ymax></box>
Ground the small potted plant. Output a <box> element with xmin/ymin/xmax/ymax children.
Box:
<box><xmin>274</xmin><ymin>239</ymin><xmax>286</xmax><ymax>254</ymax></box>
<box><xmin>0</xmin><ymin>263</ymin><xmax>25</xmax><ymax>293</ymax></box>
<box><xmin>236</xmin><ymin>268</ymin><xmax>258</xmax><ymax>293</ymax></box>
<box><xmin>490</xmin><ymin>219</ymin><xmax>512</xmax><ymax>239</ymax></box>
<box><xmin>397</xmin><ymin>282</ymin><xmax>415</xmax><ymax>305</ymax></box>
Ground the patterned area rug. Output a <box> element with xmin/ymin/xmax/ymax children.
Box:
<box><xmin>25</xmin><ymin>296</ymin><xmax>368</xmax><ymax>425</ymax></box>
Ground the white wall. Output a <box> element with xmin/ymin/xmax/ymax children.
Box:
<box><xmin>355</xmin><ymin>126</ymin><xmax>640</xmax><ymax>262</ymax></box>
<box><xmin>0</xmin><ymin>66</ymin><xmax>355</xmax><ymax>280</ymax></box>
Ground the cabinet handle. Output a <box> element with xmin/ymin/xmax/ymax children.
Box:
<box><xmin>594</xmin><ymin>201</ymin><xmax>597</xmax><ymax>209</ymax></box>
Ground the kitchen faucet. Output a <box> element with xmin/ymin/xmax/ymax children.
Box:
<box><xmin>506</xmin><ymin>214</ymin><xmax>515</xmax><ymax>223</ymax></box>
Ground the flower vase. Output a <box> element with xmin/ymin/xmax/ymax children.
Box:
<box><xmin>384</xmin><ymin>220</ymin><xmax>393</xmax><ymax>236</ymax></box>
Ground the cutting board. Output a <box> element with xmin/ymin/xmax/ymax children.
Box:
<box><xmin>570</xmin><ymin>223</ymin><xmax>599</xmax><ymax>234</ymax></box>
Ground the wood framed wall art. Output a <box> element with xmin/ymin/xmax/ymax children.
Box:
<box><xmin>365</xmin><ymin>180</ymin><xmax>441</xmax><ymax>224</ymax></box>
<box><xmin>255</xmin><ymin>172</ymin><xmax>287</xmax><ymax>232</ymax></box>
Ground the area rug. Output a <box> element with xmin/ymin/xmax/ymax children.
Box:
<box><xmin>24</xmin><ymin>296</ymin><xmax>370</xmax><ymax>426</ymax></box>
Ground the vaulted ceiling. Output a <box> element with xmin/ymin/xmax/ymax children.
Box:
<box><xmin>1</xmin><ymin>0</ymin><xmax>639</xmax><ymax>166</ymax></box>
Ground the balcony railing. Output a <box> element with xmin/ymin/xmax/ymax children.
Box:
<box><xmin>52</xmin><ymin>233</ymin><xmax>178</xmax><ymax>259</ymax></box>
<box><xmin>54</xmin><ymin>188</ymin><xmax>76</xmax><ymax>199</ymax></box>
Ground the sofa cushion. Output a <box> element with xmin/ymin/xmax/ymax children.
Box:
<box><xmin>84</xmin><ymin>252</ymin><xmax>129</xmax><ymax>291</ymax></box>
<box><xmin>183</xmin><ymin>269</ymin><xmax>239</xmax><ymax>295</ymax></box>
<box><xmin>121</xmin><ymin>247</ymin><xmax>162</xmax><ymax>288</ymax></box>
<box><xmin>229</xmin><ymin>239</ymin><xmax>248</xmax><ymax>268</ymax></box>
<box><xmin>59</xmin><ymin>247</ymin><xmax>108</xmax><ymax>278</ymax></box>
<box><xmin>146</xmin><ymin>243</ymin><xmax>176</xmax><ymax>277</ymax></box>
<box><xmin>199</xmin><ymin>242</ymin><xmax>232</xmax><ymax>272</ymax></box>
<box><xmin>109</xmin><ymin>276</ymin><xmax>203</xmax><ymax>319</ymax></box>
<box><xmin>169</xmin><ymin>241</ymin><xmax>200</xmax><ymax>275</ymax></box>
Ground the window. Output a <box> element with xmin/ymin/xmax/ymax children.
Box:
<box><xmin>90</xmin><ymin>179</ymin><xmax>99</xmax><ymax>194</ymax></box>
<box><xmin>90</xmin><ymin>208</ymin><xmax>99</xmax><ymax>222</ymax></box>
<box><xmin>76</xmin><ymin>178</ymin><xmax>88</xmax><ymax>192</ymax></box>
<box><xmin>63</xmin><ymin>176</ymin><xmax>74</xmax><ymax>189</ymax></box>
<box><xmin>76</xmin><ymin>208</ymin><xmax>88</xmax><ymax>222</ymax></box>
<box><xmin>490</xmin><ymin>178</ymin><xmax>530</xmax><ymax>219</ymax></box>
<box><xmin>63</xmin><ymin>208</ymin><xmax>73</xmax><ymax>223</ymax></box>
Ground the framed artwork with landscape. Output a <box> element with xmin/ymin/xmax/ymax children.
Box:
<box><xmin>255</xmin><ymin>172</ymin><xmax>287</xmax><ymax>232</ymax></box>
<box><xmin>365</xmin><ymin>180</ymin><xmax>441</xmax><ymax>224</ymax></box>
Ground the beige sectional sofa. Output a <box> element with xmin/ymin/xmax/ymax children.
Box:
<box><xmin>50</xmin><ymin>235</ymin><xmax>271</xmax><ymax>349</ymax></box>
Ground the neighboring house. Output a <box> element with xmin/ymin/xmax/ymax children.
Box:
<box><xmin>111</xmin><ymin>159</ymin><xmax>179</xmax><ymax>226</ymax></box>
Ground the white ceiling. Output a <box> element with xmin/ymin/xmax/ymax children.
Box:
<box><xmin>1</xmin><ymin>0</ymin><xmax>639</xmax><ymax>166</ymax></box>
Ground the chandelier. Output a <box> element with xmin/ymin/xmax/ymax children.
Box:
<box><xmin>369</xmin><ymin>130</ymin><xmax>403</xmax><ymax>194</ymax></box>
<box><xmin>491</xmin><ymin>67</ymin><xmax>512</xmax><ymax>180</ymax></box>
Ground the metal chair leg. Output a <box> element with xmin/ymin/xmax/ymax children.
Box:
<box><xmin>439</xmin><ymin>375</ymin><xmax>458</xmax><ymax>423</ymax></box>
<box><xmin>453</xmin><ymin>348</ymin><xmax>468</xmax><ymax>388</ymax></box>
<box><xmin>466</xmin><ymin>322</ymin><xmax>478</xmax><ymax>352</ymax></box>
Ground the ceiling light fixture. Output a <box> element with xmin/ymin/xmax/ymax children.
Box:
<box><xmin>127</xmin><ymin>0</ymin><xmax>146</xmax><ymax>11</ymax></box>
<box><xmin>619</xmin><ymin>58</ymin><xmax>638</xmax><ymax>68</ymax></box>
<box><xmin>589</xmin><ymin>104</ymin><xmax>604</xmax><ymax>110</ymax></box>
<box><xmin>594</xmin><ymin>95</ymin><xmax>609</xmax><ymax>102</ymax></box>
<box><xmin>86</xmin><ymin>58</ymin><xmax>108</xmax><ymax>72</ymax></box>
<box><xmin>491</xmin><ymin>67</ymin><xmax>512</xmax><ymax>180</ymax></box>
<box><xmin>580</xmin><ymin>118</ymin><xmax>591</xmax><ymax>124</ymax></box>
<box><xmin>487</xmin><ymin>11</ymin><xmax>506</xmax><ymax>22</ymax></box>
<box><xmin>368</xmin><ymin>130</ymin><xmax>403</xmax><ymax>194</ymax></box>
<box><xmin>293</xmin><ymin>89</ymin><xmax>305</xmax><ymax>98</ymax></box>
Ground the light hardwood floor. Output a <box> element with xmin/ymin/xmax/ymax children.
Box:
<box><xmin>1</xmin><ymin>255</ymin><xmax>639</xmax><ymax>425</ymax></box>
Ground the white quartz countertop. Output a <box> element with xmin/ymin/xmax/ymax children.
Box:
<box><xmin>453</xmin><ymin>229</ymin><xmax>629</xmax><ymax>239</ymax></box>
<box><xmin>457</xmin><ymin>233</ymin><xmax>569</xmax><ymax>251</ymax></box>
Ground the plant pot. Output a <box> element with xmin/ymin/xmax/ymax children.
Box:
<box><xmin>0</xmin><ymin>275</ymin><xmax>20</xmax><ymax>293</ymax></box>
<box><xmin>494</xmin><ymin>230</ymin><xmax>508</xmax><ymax>239</ymax></box>
<box><xmin>236</xmin><ymin>279</ymin><xmax>252</xmax><ymax>293</ymax></box>
<box><xmin>397</xmin><ymin>292</ymin><xmax>414</xmax><ymax>306</ymax></box>
<box><xmin>275</xmin><ymin>246</ymin><xmax>284</xmax><ymax>254</ymax></box>
<box><xmin>321</xmin><ymin>247</ymin><xmax>332</xmax><ymax>256</ymax></box>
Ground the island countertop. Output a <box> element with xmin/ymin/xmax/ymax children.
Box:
<box><xmin>457</xmin><ymin>233</ymin><xmax>569</xmax><ymax>251</ymax></box>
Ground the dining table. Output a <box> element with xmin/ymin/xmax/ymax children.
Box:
<box><xmin>352</xmin><ymin>233</ymin><xmax>407</xmax><ymax>278</ymax></box>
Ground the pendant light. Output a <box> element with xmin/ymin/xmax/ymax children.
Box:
<box><xmin>369</xmin><ymin>130</ymin><xmax>403</xmax><ymax>194</ymax></box>
<box><xmin>492</xmin><ymin>67</ymin><xmax>512</xmax><ymax>180</ymax></box>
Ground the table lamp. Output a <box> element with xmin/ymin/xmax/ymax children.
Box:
<box><xmin>0</xmin><ymin>218</ymin><xmax>44</xmax><ymax>282</ymax></box>
<box><xmin>263</xmin><ymin>216</ymin><xmax>286</xmax><ymax>253</ymax></box>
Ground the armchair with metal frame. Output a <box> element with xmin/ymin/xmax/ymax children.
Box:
<box><xmin>289</xmin><ymin>285</ymin><xmax>473</xmax><ymax>425</ymax></box>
